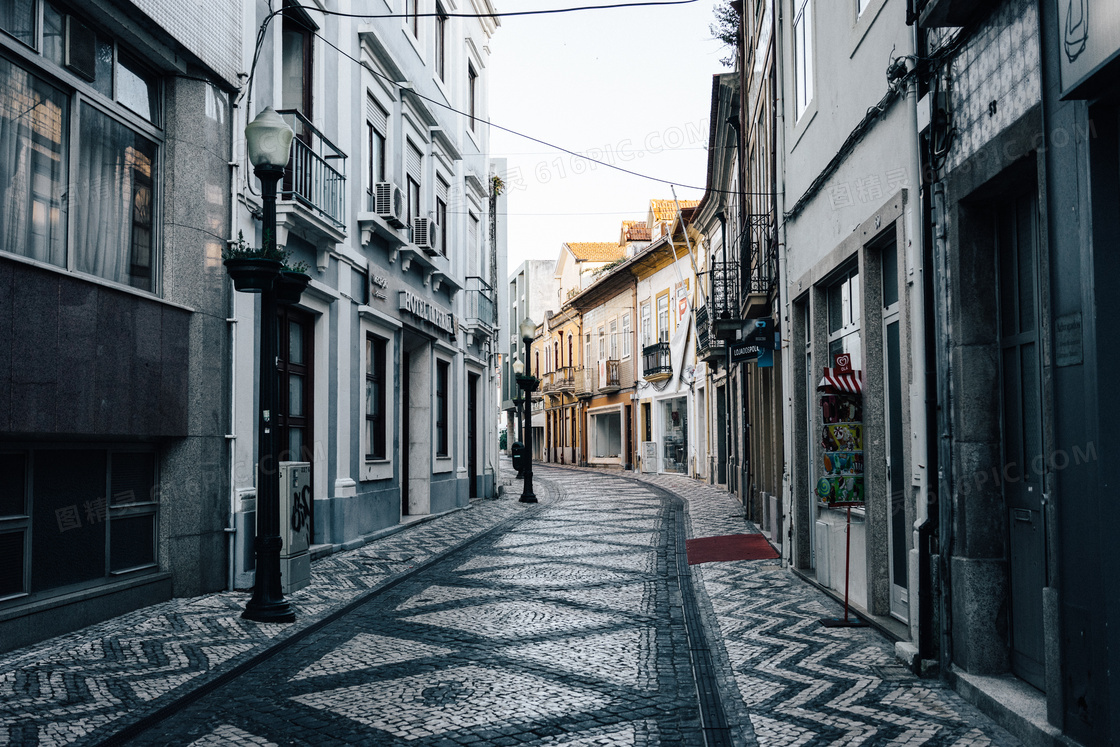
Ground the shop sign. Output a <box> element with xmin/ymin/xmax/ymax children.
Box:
<box><xmin>730</xmin><ymin>340</ymin><xmax>761</xmax><ymax>363</ymax></box>
<box><xmin>399</xmin><ymin>290</ymin><xmax>455</xmax><ymax>336</ymax></box>
<box><xmin>1059</xmin><ymin>0</ymin><xmax>1120</xmax><ymax>98</ymax></box>
<box><xmin>369</xmin><ymin>272</ymin><xmax>389</xmax><ymax>302</ymax></box>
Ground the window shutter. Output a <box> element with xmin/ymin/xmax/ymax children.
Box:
<box><xmin>406</xmin><ymin>141</ymin><xmax>423</xmax><ymax>182</ymax></box>
<box><xmin>437</xmin><ymin>175</ymin><xmax>449</xmax><ymax>203</ymax></box>
<box><xmin>366</xmin><ymin>95</ymin><xmax>387</xmax><ymax>134</ymax></box>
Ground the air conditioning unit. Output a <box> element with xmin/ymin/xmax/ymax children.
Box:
<box><xmin>374</xmin><ymin>182</ymin><xmax>405</xmax><ymax>227</ymax></box>
<box><xmin>413</xmin><ymin>217</ymin><xmax>441</xmax><ymax>256</ymax></box>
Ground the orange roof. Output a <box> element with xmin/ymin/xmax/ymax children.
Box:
<box><xmin>565</xmin><ymin>242</ymin><xmax>624</xmax><ymax>262</ymax></box>
<box><xmin>648</xmin><ymin>199</ymin><xmax>700</xmax><ymax>223</ymax></box>
<box><xmin>621</xmin><ymin>221</ymin><xmax>651</xmax><ymax>242</ymax></box>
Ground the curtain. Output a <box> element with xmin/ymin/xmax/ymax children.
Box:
<box><xmin>74</xmin><ymin>103</ymin><xmax>156</xmax><ymax>288</ymax></box>
<box><xmin>0</xmin><ymin>57</ymin><xmax>67</xmax><ymax>266</ymax></box>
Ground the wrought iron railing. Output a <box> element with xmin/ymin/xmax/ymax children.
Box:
<box><xmin>642</xmin><ymin>342</ymin><xmax>671</xmax><ymax>378</ymax></box>
<box><xmin>694</xmin><ymin>304</ymin><xmax>727</xmax><ymax>357</ymax></box>
<box><xmin>597</xmin><ymin>360</ymin><xmax>621</xmax><ymax>390</ymax></box>
<box><xmin>710</xmin><ymin>261</ymin><xmax>739</xmax><ymax>320</ymax></box>
<box><xmin>743</xmin><ymin>210</ymin><xmax>777</xmax><ymax>295</ymax></box>
<box><xmin>465</xmin><ymin>276</ymin><xmax>496</xmax><ymax>329</ymax></box>
<box><xmin>277</xmin><ymin>109</ymin><xmax>347</xmax><ymax>228</ymax></box>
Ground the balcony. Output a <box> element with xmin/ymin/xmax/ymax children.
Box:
<box><xmin>710</xmin><ymin>260</ymin><xmax>740</xmax><ymax>341</ymax></box>
<box><xmin>275</xmin><ymin>110</ymin><xmax>347</xmax><ymax>261</ymax></box>
<box><xmin>742</xmin><ymin>212</ymin><xmax>778</xmax><ymax>320</ymax></box>
<box><xmin>642</xmin><ymin>343</ymin><xmax>671</xmax><ymax>382</ymax></box>
<box><xmin>555</xmin><ymin>366</ymin><xmax>575</xmax><ymax>392</ymax></box>
<box><xmin>694</xmin><ymin>304</ymin><xmax>727</xmax><ymax>364</ymax></box>
<box><xmin>540</xmin><ymin>370</ymin><xmax>557</xmax><ymax>394</ymax></box>
<box><xmin>463</xmin><ymin>276</ymin><xmax>496</xmax><ymax>343</ymax></box>
<box><xmin>574</xmin><ymin>367</ymin><xmax>593</xmax><ymax>398</ymax></box>
<box><xmin>597</xmin><ymin>360</ymin><xmax>621</xmax><ymax>393</ymax></box>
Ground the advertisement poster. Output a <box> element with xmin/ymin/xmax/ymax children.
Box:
<box><xmin>818</xmin><ymin>389</ymin><xmax>865</xmax><ymax>507</ymax></box>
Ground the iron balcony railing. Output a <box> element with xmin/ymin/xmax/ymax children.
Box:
<box><xmin>743</xmin><ymin>210</ymin><xmax>777</xmax><ymax>295</ymax></box>
<box><xmin>710</xmin><ymin>260</ymin><xmax>739</xmax><ymax>321</ymax></box>
<box><xmin>694</xmin><ymin>304</ymin><xmax>727</xmax><ymax>358</ymax></box>
<box><xmin>465</xmin><ymin>276</ymin><xmax>496</xmax><ymax>329</ymax></box>
<box><xmin>596</xmin><ymin>359</ymin><xmax>621</xmax><ymax>390</ymax></box>
<box><xmin>277</xmin><ymin>109</ymin><xmax>347</xmax><ymax>228</ymax></box>
<box><xmin>642</xmin><ymin>342</ymin><xmax>671</xmax><ymax>378</ymax></box>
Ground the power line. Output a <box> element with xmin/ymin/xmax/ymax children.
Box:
<box><xmin>290</xmin><ymin>0</ymin><xmax>698</xmax><ymax>20</ymax></box>
<box><xmin>308</xmin><ymin>28</ymin><xmax>775</xmax><ymax>197</ymax></box>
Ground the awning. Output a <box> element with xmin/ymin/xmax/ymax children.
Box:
<box><xmin>817</xmin><ymin>368</ymin><xmax>863</xmax><ymax>394</ymax></box>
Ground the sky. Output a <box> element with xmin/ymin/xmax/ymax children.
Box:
<box><xmin>487</xmin><ymin>0</ymin><xmax>729</xmax><ymax>273</ymax></box>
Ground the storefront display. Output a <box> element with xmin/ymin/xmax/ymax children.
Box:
<box><xmin>661</xmin><ymin>397</ymin><xmax>688</xmax><ymax>474</ymax></box>
<box><xmin>816</xmin><ymin>356</ymin><xmax>865</xmax><ymax>507</ymax></box>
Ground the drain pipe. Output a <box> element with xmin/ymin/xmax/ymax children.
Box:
<box><xmin>225</xmin><ymin>78</ymin><xmax>247</xmax><ymax>592</ymax></box>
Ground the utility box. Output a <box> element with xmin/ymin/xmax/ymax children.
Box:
<box><xmin>641</xmin><ymin>442</ymin><xmax>658</xmax><ymax>473</ymax></box>
<box><xmin>278</xmin><ymin>461</ymin><xmax>311</xmax><ymax>594</ymax></box>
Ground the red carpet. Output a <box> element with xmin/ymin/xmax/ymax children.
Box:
<box><xmin>685</xmin><ymin>533</ymin><xmax>780</xmax><ymax>565</ymax></box>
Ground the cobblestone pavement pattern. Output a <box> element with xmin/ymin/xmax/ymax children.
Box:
<box><xmin>0</xmin><ymin>461</ymin><xmax>1020</xmax><ymax>746</ymax></box>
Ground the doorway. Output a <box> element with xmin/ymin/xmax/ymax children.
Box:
<box><xmin>401</xmin><ymin>351</ymin><xmax>410</xmax><ymax>516</ymax></box>
<box><xmin>277</xmin><ymin>306</ymin><xmax>313</xmax><ymax>539</ymax></box>
<box><xmin>881</xmin><ymin>238</ymin><xmax>909</xmax><ymax>622</ymax></box>
<box><xmin>468</xmin><ymin>372</ymin><xmax>478</xmax><ymax>498</ymax></box>
<box><xmin>997</xmin><ymin>190</ymin><xmax>1046</xmax><ymax>691</ymax></box>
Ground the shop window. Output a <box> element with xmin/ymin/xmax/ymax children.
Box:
<box><xmin>661</xmin><ymin>398</ymin><xmax>688</xmax><ymax>474</ymax></box>
<box><xmin>591</xmin><ymin>411</ymin><xmax>622</xmax><ymax>459</ymax></box>
<box><xmin>366</xmin><ymin>334</ymin><xmax>387</xmax><ymax>460</ymax></box>
<box><xmin>0</xmin><ymin>3</ymin><xmax>162</xmax><ymax>292</ymax></box>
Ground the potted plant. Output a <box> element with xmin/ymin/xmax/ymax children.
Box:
<box><xmin>223</xmin><ymin>230</ymin><xmax>283</xmax><ymax>292</ymax></box>
<box><xmin>275</xmin><ymin>255</ymin><xmax>311</xmax><ymax>306</ymax></box>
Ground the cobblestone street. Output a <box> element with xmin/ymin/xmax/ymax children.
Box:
<box><xmin>0</xmin><ymin>462</ymin><xmax>1019</xmax><ymax>746</ymax></box>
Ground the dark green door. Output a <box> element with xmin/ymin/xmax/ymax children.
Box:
<box><xmin>997</xmin><ymin>190</ymin><xmax>1046</xmax><ymax>691</ymax></box>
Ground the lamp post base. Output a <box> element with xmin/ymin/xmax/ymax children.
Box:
<box><xmin>519</xmin><ymin>493</ymin><xmax>538</xmax><ymax>503</ymax></box>
<box><xmin>242</xmin><ymin>598</ymin><xmax>296</xmax><ymax>623</ymax></box>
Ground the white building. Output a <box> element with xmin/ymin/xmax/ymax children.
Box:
<box><xmin>230</xmin><ymin>0</ymin><xmax>503</xmax><ymax>584</ymax></box>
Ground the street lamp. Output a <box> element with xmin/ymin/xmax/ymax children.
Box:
<box><xmin>516</xmin><ymin>317</ymin><xmax>539</xmax><ymax>503</ymax></box>
<box><xmin>511</xmin><ymin>358</ymin><xmax>525</xmax><ymax>478</ymax></box>
<box><xmin>242</xmin><ymin>107</ymin><xmax>296</xmax><ymax>623</ymax></box>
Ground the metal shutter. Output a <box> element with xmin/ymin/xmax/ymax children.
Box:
<box><xmin>366</xmin><ymin>94</ymin><xmax>387</xmax><ymax>134</ymax></box>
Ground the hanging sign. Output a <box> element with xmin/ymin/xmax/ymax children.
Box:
<box><xmin>1059</xmin><ymin>0</ymin><xmax>1120</xmax><ymax>98</ymax></box>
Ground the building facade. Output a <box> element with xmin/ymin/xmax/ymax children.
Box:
<box><xmin>228</xmin><ymin>0</ymin><xmax>503</xmax><ymax>583</ymax></box>
<box><xmin>0</xmin><ymin>0</ymin><xmax>240</xmax><ymax>650</ymax></box>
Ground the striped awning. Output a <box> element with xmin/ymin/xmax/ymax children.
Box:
<box><xmin>817</xmin><ymin>368</ymin><xmax>863</xmax><ymax>394</ymax></box>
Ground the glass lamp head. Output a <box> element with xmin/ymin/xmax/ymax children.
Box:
<box><xmin>512</xmin><ymin>358</ymin><xmax>525</xmax><ymax>375</ymax></box>
<box><xmin>519</xmin><ymin>317</ymin><xmax>536</xmax><ymax>343</ymax></box>
<box><xmin>245</xmin><ymin>107</ymin><xmax>294</xmax><ymax>168</ymax></box>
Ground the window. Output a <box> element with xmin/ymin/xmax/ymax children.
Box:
<box><xmin>568</xmin><ymin>334</ymin><xmax>573</xmax><ymax>368</ymax></box>
<box><xmin>435</xmin><ymin>4</ymin><xmax>447</xmax><ymax>81</ymax></box>
<box><xmin>406</xmin><ymin>140</ymin><xmax>422</xmax><ymax>227</ymax></box>
<box><xmin>366</xmin><ymin>96</ymin><xmax>387</xmax><ymax>197</ymax></box>
<box><xmin>436</xmin><ymin>174</ymin><xmax>449</xmax><ymax>255</ymax></box>
<box><xmin>365</xmin><ymin>334</ymin><xmax>387</xmax><ymax>460</ymax></box>
<box><xmin>857</xmin><ymin>0</ymin><xmax>870</xmax><ymax>15</ymax></box>
<box><xmin>0</xmin><ymin>448</ymin><xmax>158</xmax><ymax>601</ymax></box>
<box><xmin>598</xmin><ymin>326</ymin><xmax>606</xmax><ymax>360</ymax></box>
<box><xmin>609</xmin><ymin>319</ymin><xmax>618</xmax><ymax>360</ymax></box>
<box><xmin>622</xmin><ymin>313</ymin><xmax>631</xmax><ymax>358</ymax></box>
<box><xmin>278</xmin><ymin>307</ymin><xmax>313</xmax><ymax>465</ymax></box>
<box><xmin>436</xmin><ymin>359</ymin><xmax>449</xmax><ymax>456</ymax></box>
<box><xmin>827</xmin><ymin>264</ymin><xmax>861</xmax><ymax>370</ymax></box>
<box><xmin>282</xmin><ymin>4</ymin><xmax>314</xmax><ymax>119</ymax></box>
<box><xmin>469</xmin><ymin>211</ymin><xmax>480</xmax><ymax>273</ymax></box>
<box><xmin>406</xmin><ymin>0</ymin><xmax>419</xmax><ymax>37</ymax></box>
<box><xmin>0</xmin><ymin>2</ymin><xmax>162</xmax><ymax>292</ymax></box>
<box><xmin>641</xmin><ymin>302</ymin><xmax>652</xmax><ymax>345</ymax></box>
<box><xmin>468</xmin><ymin>63</ymin><xmax>478</xmax><ymax>131</ymax></box>
<box><xmin>793</xmin><ymin>0</ymin><xmax>814</xmax><ymax>119</ymax></box>
<box><xmin>657</xmin><ymin>294</ymin><xmax>670</xmax><ymax>342</ymax></box>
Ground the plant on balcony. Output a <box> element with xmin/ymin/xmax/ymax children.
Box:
<box><xmin>223</xmin><ymin>230</ymin><xmax>283</xmax><ymax>292</ymax></box>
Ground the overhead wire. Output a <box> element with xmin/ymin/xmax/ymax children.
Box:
<box><xmin>239</xmin><ymin>1</ymin><xmax>776</xmax><ymax>198</ymax></box>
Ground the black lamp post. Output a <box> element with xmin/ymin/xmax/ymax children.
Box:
<box><xmin>516</xmin><ymin>318</ymin><xmax>539</xmax><ymax>503</ymax></box>
<box><xmin>242</xmin><ymin>107</ymin><xmax>296</xmax><ymax>623</ymax></box>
